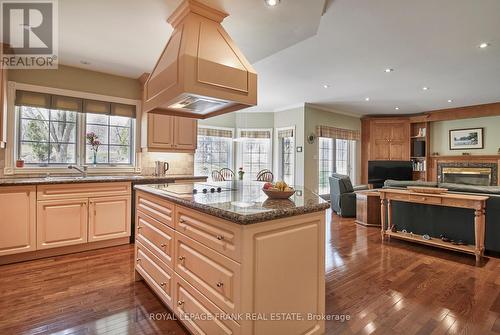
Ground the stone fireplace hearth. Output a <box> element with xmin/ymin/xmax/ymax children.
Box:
<box><xmin>437</xmin><ymin>162</ymin><xmax>498</xmax><ymax>186</ymax></box>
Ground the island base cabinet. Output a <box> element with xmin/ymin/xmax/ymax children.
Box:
<box><xmin>135</xmin><ymin>191</ymin><xmax>326</xmax><ymax>335</ymax></box>
<box><xmin>88</xmin><ymin>195</ymin><xmax>131</xmax><ymax>242</ymax></box>
<box><xmin>0</xmin><ymin>186</ymin><xmax>36</xmax><ymax>256</ymax></box>
<box><xmin>37</xmin><ymin>199</ymin><xmax>88</xmax><ymax>250</ymax></box>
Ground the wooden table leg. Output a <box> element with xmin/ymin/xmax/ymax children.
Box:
<box><xmin>387</xmin><ymin>200</ymin><xmax>392</xmax><ymax>241</ymax></box>
<box><xmin>474</xmin><ymin>207</ymin><xmax>486</xmax><ymax>265</ymax></box>
<box><xmin>380</xmin><ymin>198</ymin><xmax>386</xmax><ymax>240</ymax></box>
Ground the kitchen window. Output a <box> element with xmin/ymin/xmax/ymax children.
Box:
<box><xmin>194</xmin><ymin>127</ymin><xmax>234</xmax><ymax>177</ymax></box>
<box><xmin>14</xmin><ymin>89</ymin><xmax>136</xmax><ymax>168</ymax></box>
<box><xmin>237</xmin><ymin>128</ymin><xmax>272</xmax><ymax>180</ymax></box>
<box><xmin>277</xmin><ymin>127</ymin><xmax>295</xmax><ymax>185</ymax></box>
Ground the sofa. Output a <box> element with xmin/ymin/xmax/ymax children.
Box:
<box><xmin>329</xmin><ymin>173</ymin><xmax>369</xmax><ymax>217</ymax></box>
<box><xmin>383</xmin><ymin>180</ymin><xmax>500</xmax><ymax>254</ymax></box>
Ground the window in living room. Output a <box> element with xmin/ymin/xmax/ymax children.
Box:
<box><xmin>194</xmin><ymin>127</ymin><xmax>234</xmax><ymax>178</ymax></box>
<box><xmin>318</xmin><ymin>137</ymin><xmax>357</xmax><ymax>195</ymax></box>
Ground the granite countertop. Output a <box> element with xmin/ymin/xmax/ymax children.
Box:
<box><xmin>134</xmin><ymin>180</ymin><xmax>330</xmax><ymax>225</ymax></box>
<box><xmin>0</xmin><ymin>175</ymin><xmax>207</xmax><ymax>186</ymax></box>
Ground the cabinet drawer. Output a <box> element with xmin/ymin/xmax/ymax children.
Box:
<box><xmin>409</xmin><ymin>195</ymin><xmax>442</xmax><ymax>205</ymax></box>
<box><xmin>387</xmin><ymin>193</ymin><xmax>410</xmax><ymax>202</ymax></box>
<box><xmin>175</xmin><ymin>233</ymin><xmax>241</xmax><ymax>315</ymax></box>
<box><xmin>38</xmin><ymin>182</ymin><xmax>131</xmax><ymax>200</ymax></box>
<box><xmin>136</xmin><ymin>241</ymin><xmax>174</xmax><ymax>309</ymax></box>
<box><xmin>136</xmin><ymin>191</ymin><xmax>174</xmax><ymax>228</ymax></box>
<box><xmin>136</xmin><ymin>211</ymin><xmax>174</xmax><ymax>270</ymax></box>
<box><xmin>174</xmin><ymin>275</ymin><xmax>241</xmax><ymax>335</ymax></box>
<box><xmin>176</xmin><ymin>206</ymin><xmax>241</xmax><ymax>262</ymax></box>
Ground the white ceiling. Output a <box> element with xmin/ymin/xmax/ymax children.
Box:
<box><xmin>251</xmin><ymin>0</ymin><xmax>500</xmax><ymax>115</ymax></box>
<box><xmin>58</xmin><ymin>0</ymin><xmax>500</xmax><ymax>116</ymax></box>
<box><xmin>58</xmin><ymin>0</ymin><xmax>325</xmax><ymax>77</ymax></box>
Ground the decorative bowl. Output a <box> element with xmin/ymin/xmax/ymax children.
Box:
<box><xmin>407</xmin><ymin>186</ymin><xmax>448</xmax><ymax>194</ymax></box>
<box><xmin>262</xmin><ymin>188</ymin><xmax>296</xmax><ymax>199</ymax></box>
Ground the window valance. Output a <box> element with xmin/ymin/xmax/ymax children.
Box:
<box><xmin>240</xmin><ymin>130</ymin><xmax>271</xmax><ymax>139</ymax></box>
<box><xmin>277</xmin><ymin>129</ymin><xmax>294</xmax><ymax>138</ymax></box>
<box><xmin>15</xmin><ymin>90</ymin><xmax>136</xmax><ymax>118</ymax></box>
<box><xmin>316</xmin><ymin>125</ymin><xmax>360</xmax><ymax>141</ymax></box>
<box><xmin>198</xmin><ymin>127</ymin><xmax>233</xmax><ymax>138</ymax></box>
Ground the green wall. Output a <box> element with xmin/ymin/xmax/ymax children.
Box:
<box><xmin>431</xmin><ymin>116</ymin><xmax>500</xmax><ymax>155</ymax></box>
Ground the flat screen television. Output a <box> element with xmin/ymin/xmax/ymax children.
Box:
<box><xmin>368</xmin><ymin>160</ymin><xmax>412</xmax><ymax>187</ymax></box>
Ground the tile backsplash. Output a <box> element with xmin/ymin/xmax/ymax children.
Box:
<box><xmin>140</xmin><ymin>151</ymin><xmax>194</xmax><ymax>176</ymax></box>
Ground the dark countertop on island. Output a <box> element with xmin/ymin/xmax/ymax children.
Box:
<box><xmin>134</xmin><ymin>180</ymin><xmax>330</xmax><ymax>224</ymax></box>
<box><xmin>0</xmin><ymin>175</ymin><xmax>207</xmax><ymax>187</ymax></box>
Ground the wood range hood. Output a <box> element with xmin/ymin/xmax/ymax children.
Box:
<box><xmin>143</xmin><ymin>0</ymin><xmax>257</xmax><ymax>119</ymax></box>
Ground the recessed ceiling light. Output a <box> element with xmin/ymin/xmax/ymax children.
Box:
<box><xmin>80</xmin><ymin>60</ymin><xmax>91</xmax><ymax>65</ymax></box>
<box><xmin>264</xmin><ymin>0</ymin><xmax>280</xmax><ymax>7</ymax></box>
<box><xmin>365</xmin><ymin>97</ymin><xmax>370</xmax><ymax>101</ymax></box>
<box><xmin>422</xmin><ymin>86</ymin><xmax>429</xmax><ymax>91</ymax></box>
<box><xmin>384</xmin><ymin>68</ymin><xmax>394</xmax><ymax>73</ymax></box>
<box><xmin>447</xmin><ymin>99</ymin><xmax>453</xmax><ymax>103</ymax></box>
<box><xmin>323</xmin><ymin>84</ymin><xmax>330</xmax><ymax>89</ymax></box>
<box><xmin>479</xmin><ymin>42</ymin><xmax>490</xmax><ymax>49</ymax></box>
<box><xmin>395</xmin><ymin>107</ymin><xmax>400</xmax><ymax>110</ymax></box>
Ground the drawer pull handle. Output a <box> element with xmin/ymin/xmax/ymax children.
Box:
<box><xmin>160</xmin><ymin>282</ymin><xmax>166</xmax><ymax>287</ymax></box>
<box><xmin>177</xmin><ymin>300</ymin><xmax>184</xmax><ymax>306</ymax></box>
<box><xmin>216</xmin><ymin>282</ymin><xmax>224</xmax><ymax>288</ymax></box>
<box><xmin>179</xmin><ymin>218</ymin><xmax>186</xmax><ymax>223</ymax></box>
<box><xmin>216</xmin><ymin>235</ymin><xmax>224</xmax><ymax>241</ymax></box>
<box><xmin>178</xmin><ymin>256</ymin><xmax>185</xmax><ymax>261</ymax></box>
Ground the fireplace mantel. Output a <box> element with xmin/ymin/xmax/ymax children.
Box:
<box><xmin>429</xmin><ymin>155</ymin><xmax>500</xmax><ymax>185</ymax></box>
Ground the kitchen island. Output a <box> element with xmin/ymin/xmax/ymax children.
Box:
<box><xmin>134</xmin><ymin>181</ymin><xmax>329</xmax><ymax>335</ymax></box>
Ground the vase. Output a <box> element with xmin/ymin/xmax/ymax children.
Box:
<box><xmin>92</xmin><ymin>151</ymin><xmax>97</xmax><ymax>165</ymax></box>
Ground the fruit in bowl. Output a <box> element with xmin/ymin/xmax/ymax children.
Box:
<box><xmin>262</xmin><ymin>181</ymin><xmax>295</xmax><ymax>199</ymax></box>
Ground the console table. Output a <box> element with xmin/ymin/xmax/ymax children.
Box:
<box><xmin>379</xmin><ymin>189</ymin><xmax>489</xmax><ymax>264</ymax></box>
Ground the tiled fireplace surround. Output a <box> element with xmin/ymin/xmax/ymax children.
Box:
<box><xmin>431</xmin><ymin>155</ymin><xmax>500</xmax><ymax>186</ymax></box>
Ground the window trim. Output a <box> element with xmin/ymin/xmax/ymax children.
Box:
<box><xmin>4</xmin><ymin>81</ymin><xmax>141</xmax><ymax>175</ymax></box>
<box><xmin>275</xmin><ymin>126</ymin><xmax>295</xmax><ymax>186</ymax></box>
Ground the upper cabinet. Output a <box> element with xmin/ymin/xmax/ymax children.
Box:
<box><xmin>0</xmin><ymin>43</ymin><xmax>8</xmax><ymax>147</ymax></box>
<box><xmin>143</xmin><ymin>113</ymin><xmax>197</xmax><ymax>152</ymax></box>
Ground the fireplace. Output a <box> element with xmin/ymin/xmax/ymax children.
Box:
<box><xmin>442</xmin><ymin>167</ymin><xmax>492</xmax><ymax>186</ymax></box>
<box><xmin>438</xmin><ymin>162</ymin><xmax>498</xmax><ymax>186</ymax></box>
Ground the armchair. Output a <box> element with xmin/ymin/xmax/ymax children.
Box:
<box><xmin>329</xmin><ymin>173</ymin><xmax>368</xmax><ymax>217</ymax></box>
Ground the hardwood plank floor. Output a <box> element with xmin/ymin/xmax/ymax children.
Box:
<box><xmin>0</xmin><ymin>210</ymin><xmax>499</xmax><ymax>335</ymax></box>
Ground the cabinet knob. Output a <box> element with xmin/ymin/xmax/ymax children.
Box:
<box><xmin>137</xmin><ymin>226</ymin><xmax>142</xmax><ymax>230</ymax></box>
<box><xmin>216</xmin><ymin>235</ymin><xmax>224</xmax><ymax>241</ymax></box>
<box><xmin>160</xmin><ymin>282</ymin><xmax>166</xmax><ymax>287</ymax></box>
<box><xmin>216</xmin><ymin>282</ymin><xmax>224</xmax><ymax>288</ymax></box>
<box><xmin>177</xmin><ymin>300</ymin><xmax>184</xmax><ymax>306</ymax></box>
<box><xmin>136</xmin><ymin>258</ymin><xmax>141</xmax><ymax>263</ymax></box>
<box><xmin>178</xmin><ymin>256</ymin><xmax>185</xmax><ymax>261</ymax></box>
<box><xmin>179</xmin><ymin>218</ymin><xmax>186</xmax><ymax>224</ymax></box>
<box><xmin>160</xmin><ymin>243</ymin><xmax>167</xmax><ymax>248</ymax></box>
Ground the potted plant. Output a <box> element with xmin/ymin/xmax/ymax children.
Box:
<box><xmin>86</xmin><ymin>132</ymin><xmax>101</xmax><ymax>165</ymax></box>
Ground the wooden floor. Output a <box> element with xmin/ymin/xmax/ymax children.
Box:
<box><xmin>0</xmin><ymin>210</ymin><xmax>499</xmax><ymax>335</ymax></box>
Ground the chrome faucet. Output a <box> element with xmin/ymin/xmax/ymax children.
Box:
<box><xmin>68</xmin><ymin>165</ymin><xmax>88</xmax><ymax>177</ymax></box>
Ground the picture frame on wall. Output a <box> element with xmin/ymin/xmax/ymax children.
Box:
<box><xmin>449</xmin><ymin>127</ymin><xmax>484</xmax><ymax>150</ymax></box>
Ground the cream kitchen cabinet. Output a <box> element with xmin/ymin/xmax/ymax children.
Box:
<box><xmin>88</xmin><ymin>195</ymin><xmax>131</xmax><ymax>242</ymax></box>
<box><xmin>37</xmin><ymin>198</ymin><xmax>89</xmax><ymax>249</ymax></box>
<box><xmin>36</xmin><ymin>182</ymin><xmax>132</xmax><ymax>250</ymax></box>
<box><xmin>144</xmin><ymin>113</ymin><xmax>197</xmax><ymax>152</ymax></box>
<box><xmin>0</xmin><ymin>186</ymin><xmax>36</xmax><ymax>256</ymax></box>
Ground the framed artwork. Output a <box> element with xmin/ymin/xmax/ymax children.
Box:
<box><xmin>449</xmin><ymin>127</ymin><xmax>484</xmax><ymax>150</ymax></box>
